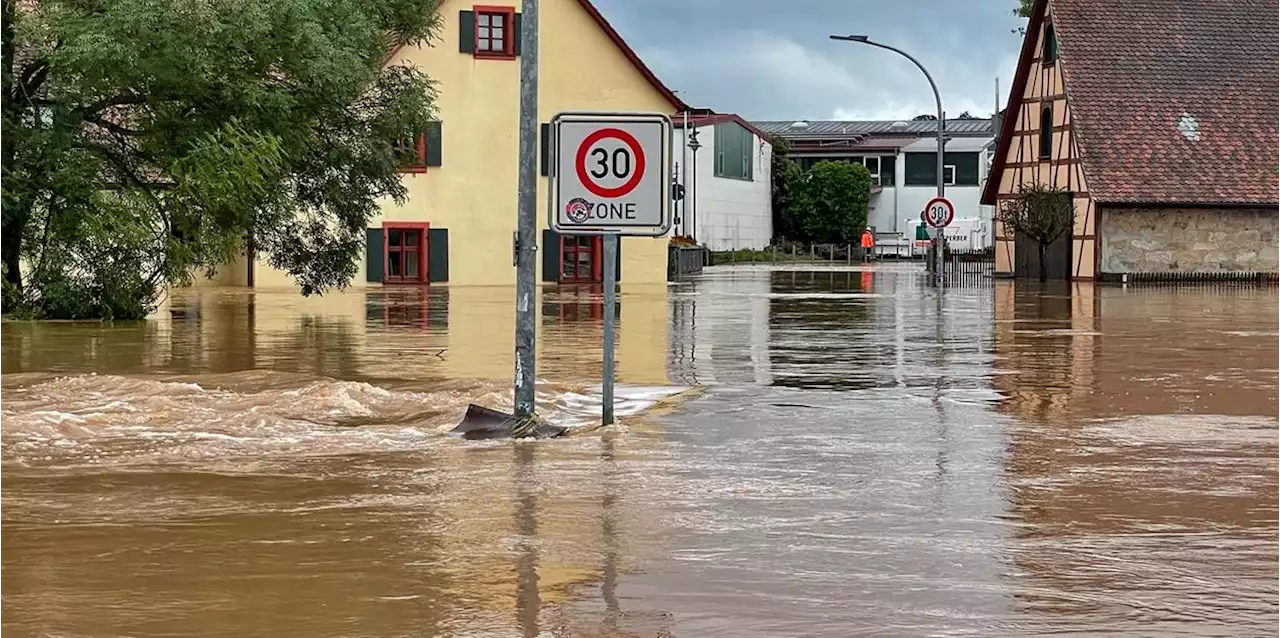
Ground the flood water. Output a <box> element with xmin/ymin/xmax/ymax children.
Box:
<box><xmin>3</xmin><ymin>265</ymin><xmax>1277</xmax><ymax>637</ymax></box>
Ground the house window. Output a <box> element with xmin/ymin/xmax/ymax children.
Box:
<box><xmin>1043</xmin><ymin>23</ymin><xmax>1058</xmax><ymax>64</ymax></box>
<box><xmin>1039</xmin><ymin>105</ymin><xmax>1054</xmax><ymax>160</ymax></box>
<box><xmin>394</xmin><ymin>122</ymin><xmax>442</xmax><ymax>173</ymax></box>
<box><xmin>384</xmin><ymin>223</ymin><xmax>429</xmax><ymax>284</ymax></box>
<box><xmin>863</xmin><ymin>156</ymin><xmax>882</xmax><ymax>186</ymax></box>
<box><xmin>713</xmin><ymin>122</ymin><xmax>754</xmax><ymax>181</ymax></box>
<box><xmin>395</xmin><ymin>131</ymin><xmax>428</xmax><ymax>171</ymax></box>
<box><xmin>560</xmin><ymin>235</ymin><xmax>602</xmax><ymax>283</ymax></box>
<box><xmin>475</xmin><ymin>6</ymin><xmax>515</xmax><ymax>58</ymax></box>
<box><xmin>904</xmin><ymin>152</ymin><xmax>980</xmax><ymax>186</ymax></box>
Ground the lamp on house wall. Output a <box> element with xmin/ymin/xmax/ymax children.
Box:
<box><xmin>687</xmin><ymin>127</ymin><xmax>702</xmax><ymax>243</ymax></box>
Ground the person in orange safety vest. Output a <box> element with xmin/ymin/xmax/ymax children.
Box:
<box><xmin>859</xmin><ymin>228</ymin><xmax>875</xmax><ymax>262</ymax></box>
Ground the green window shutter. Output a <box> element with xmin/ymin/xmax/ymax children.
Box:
<box><xmin>513</xmin><ymin>13</ymin><xmax>522</xmax><ymax>56</ymax></box>
<box><xmin>459</xmin><ymin>11</ymin><xmax>475</xmax><ymax>53</ymax></box>
<box><xmin>366</xmin><ymin>228</ymin><xmax>384</xmax><ymax>282</ymax></box>
<box><xmin>539</xmin><ymin>123</ymin><xmax>550</xmax><ymax>176</ymax></box>
<box><xmin>541</xmin><ymin>229</ymin><xmax>560</xmax><ymax>282</ymax></box>
<box><xmin>428</xmin><ymin>228</ymin><xmax>449</xmax><ymax>282</ymax></box>
<box><xmin>425</xmin><ymin>121</ymin><xmax>442</xmax><ymax>166</ymax></box>
<box><xmin>744</xmin><ymin>131</ymin><xmax>754</xmax><ymax>181</ymax></box>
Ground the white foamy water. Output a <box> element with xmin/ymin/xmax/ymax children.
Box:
<box><xmin>0</xmin><ymin>372</ymin><xmax>691</xmax><ymax>467</ymax></box>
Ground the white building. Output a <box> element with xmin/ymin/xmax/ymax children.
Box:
<box><xmin>752</xmin><ymin>118</ymin><xmax>996</xmax><ymax>254</ymax></box>
<box><xmin>673</xmin><ymin>113</ymin><xmax>773</xmax><ymax>251</ymax></box>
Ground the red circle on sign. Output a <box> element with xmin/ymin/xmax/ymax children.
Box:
<box><xmin>575</xmin><ymin>127</ymin><xmax>646</xmax><ymax>199</ymax></box>
<box><xmin>924</xmin><ymin>196</ymin><xmax>955</xmax><ymax>228</ymax></box>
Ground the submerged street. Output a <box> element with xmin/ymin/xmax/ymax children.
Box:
<box><xmin>3</xmin><ymin>266</ymin><xmax>1277</xmax><ymax>636</ymax></box>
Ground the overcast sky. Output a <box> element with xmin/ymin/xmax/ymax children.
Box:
<box><xmin>593</xmin><ymin>0</ymin><xmax>1026</xmax><ymax>122</ymax></box>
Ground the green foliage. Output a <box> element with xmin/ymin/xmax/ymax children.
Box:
<box><xmin>2</xmin><ymin>0</ymin><xmax>442</xmax><ymax>318</ymax></box>
<box><xmin>768</xmin><ymin>134</ymin><xmax>803</xmax><ymax>241</ymax></box>
<box><xmin>997</xmin><ymin>183</ymin><xmax>1073</xmax><ymax>281</ymax></box>
<box><xmin>794</xmin><ymin>161</ymin><xmax>871</xmax><ymax>244</ymax></box>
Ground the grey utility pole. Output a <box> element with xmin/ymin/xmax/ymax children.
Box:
<box><xmin>513</xmin><ymin>0</ymin><xmax>540</xmax><ymax>417</ymax></box>
<box><xmin>830</xmin><ymin>35</ymin><xmax>946</xmax><ymax>287</ymax></box>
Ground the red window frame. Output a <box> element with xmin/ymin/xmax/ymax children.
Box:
<box><xmin>394</xmin><ymin>131</ymin><xmax>428</xmax><ymax>173</ymax></box>
<box><xmin>473</xmin><ymin>5</ymin><xmax>516</xmax><ymax>59</ymax></box>
<box><xmin>383</xmin><ymin>222</ymin><xmax>430</xmax><ymax>284</ymax></box>
<box><xmin>559</xmin><ymin>235</ymin><xmax>602</xmax><ymax>283</ymax></box>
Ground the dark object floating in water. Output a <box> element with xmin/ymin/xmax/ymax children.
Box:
<box><xmin>450</xmin><ymin>404</ymin><xmax>568</xmax><ymax>440</ymax></box>
<box><xmin>771</xmin><ymin>402</ymin><xmax>821</xmax><ymax>409</ymax></box>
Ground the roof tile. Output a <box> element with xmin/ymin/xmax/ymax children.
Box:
<box><xmin>1053</xmin><ymin>0</ymin><xmax>1279</xmax><ymax>205</ymax></box>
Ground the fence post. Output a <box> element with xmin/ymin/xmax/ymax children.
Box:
<box><xmin>772</xmin><ymin>244</ymin><xmax>778</xmax><ymax>263</ymax></box>
<box><xmin>847</xmin><ymin>244</ymin><xmax>852</xmax><ymax>265</ymax></box>
<box><xmin>792</xmin><ymin>244</ymin><xmax>797</xmax><ymax>261</ymax></box>
<box><xmin>810</xmin><ymin>243</ymin><xmax>815</xmax><ymax>262</ymax></box>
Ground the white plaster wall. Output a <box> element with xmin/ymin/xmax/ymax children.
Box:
<box><xmin>675</xmin><ymin>124</ymin><xmax>773</xmax><ymax>251</ymax></box>
<box><xmin>864</xmin><ymin>147</ymin><xmax>996</xmax><ymax>248</ymax></box>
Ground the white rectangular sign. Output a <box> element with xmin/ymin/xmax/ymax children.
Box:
<box><xmin>551</xmin><ymin>113</ymin><xmax>671</xmax><ymax>235</ymax></box>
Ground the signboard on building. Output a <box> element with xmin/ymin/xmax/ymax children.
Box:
<box><xmin>550</xmin><ymin>112</ymin><xmax>672</xmax><ymax>236</ymax></box>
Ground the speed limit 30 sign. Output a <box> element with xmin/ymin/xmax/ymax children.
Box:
<box><xmin>551</xmin><ymin>112</ymin><xmax>672</xmax><ymax>235</ymax></box>
<box><xmin>923</xmin><ymin>196</ymin><xmax>955</xmax><ymax>229</ymax></box>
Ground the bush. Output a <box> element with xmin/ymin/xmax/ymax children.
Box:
<box><xmin>795</xmin><ymin>161</ymin><xmax>871</xmax><ymax>243</ymax></box>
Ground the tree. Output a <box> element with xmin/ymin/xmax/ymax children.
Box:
<box><xmin>996</xmin><ymin>183</ymin><xmax>1073</xmax><ymax>282</ymax></box>
<box><xmin>767</xmin><ymin>134</ymin><xmax>803</xmax><ymax>241</ymax></box>
<box><xmin>912</xmin><ymin>114</ymin><xmax>937</xmax><ymax>121</ymax></box>
<box><xmin>2</xmin><ymin>0</ymin><xmax>441</xmax><ymax>319</ymax></box>
<box><xmin>1014</xmin><ymin>0</ymin><xmax>1035</xmax><ymax>34</ymax></box>
<box><xmin>795</xmin><ymin>161</ymin><xmax>870</xmax><ymax>244</ymax></box>
<box><xmin>957</xmin><ymin>111</ymin><xmax>979</xmax><ymax>120</ymax></box>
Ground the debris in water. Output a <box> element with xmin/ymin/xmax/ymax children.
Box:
<box><xmin>450</xmin><ymin>404</ymin><xmax>567</xmax><ymax>440</ymax></box>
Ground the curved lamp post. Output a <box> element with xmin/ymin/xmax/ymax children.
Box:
<box><xmin>830</xmin><ymin>34</ymin><xmax>945</xmax><ymax>287</ymax></box>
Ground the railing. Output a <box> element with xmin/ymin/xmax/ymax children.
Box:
<box><xmin>667</xmin><ymin>245</ymin><xmax>708</xmax><ymax>281</ymax></box>
<box><xmin>707</xmin><ymin>242</ymin><xmax>923</xmax><ymax>266</ymax></box>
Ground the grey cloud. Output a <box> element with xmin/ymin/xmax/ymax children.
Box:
<box><xmin>594</xmin><ymin>0</ymin><xmax>1024</xmax><ymax>120</ymax></box>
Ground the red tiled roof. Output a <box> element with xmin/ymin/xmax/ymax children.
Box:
<box><xmin>386</xmin><ymin>0</ymin><xmax>688</xmax><ymax>112</ymax></box>
<box><xmin>986</xmin><ymin>0</ymin><xmax>1280</xmax><ymax>206</ymax></box>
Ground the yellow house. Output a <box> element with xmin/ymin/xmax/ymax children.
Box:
<box><xmin>211</xmin><ymin>0</ymin><xmax>686</xmax><ymax>289</ymax></box>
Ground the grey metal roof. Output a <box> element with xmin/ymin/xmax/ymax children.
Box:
<box><xmin>751</xmin><ymin>119</ymin><xmax>994</xmax><ymax>137</ymax></box>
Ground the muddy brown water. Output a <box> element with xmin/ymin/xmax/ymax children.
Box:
<box><xmin>3</xmin><ymin>266</ymin><xmax>1277</xmax><ymax>637</ymax></box>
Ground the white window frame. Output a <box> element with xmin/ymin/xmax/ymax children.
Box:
<box><xmin>943</xmin><ymin>164</ymin><xmax>957</xmax><ymax>186</ymax></box>
<box><xmin>863</xmin><ymin>156</ymin><xmax>882</xmax><ymax>186</ymax></box>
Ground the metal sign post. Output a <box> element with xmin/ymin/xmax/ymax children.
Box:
<box><xmin>600</xmin><ymin>234</ymin><xmax>618</xmax><ymax>424</ymax></box>
<box><xmin>924</xmin><ymin>196</ymin><xmax>954</xmax><ymax>278</ymax></box>
<box><xmin>512</xmin><ymin>0</ymin><xmax>540</xmax><ymax>421</ymax></box>
<box><xmin>549</xmin><ymin>112</ymin><xmax>672</xmax><ymax>426</ymax></box>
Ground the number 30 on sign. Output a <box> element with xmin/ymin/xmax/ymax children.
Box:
<box><xmin>551</xmin><ymin>112</ymin><xmax>672</xmax><ymax>236</ymax></box>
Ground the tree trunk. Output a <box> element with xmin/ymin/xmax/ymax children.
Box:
<box><xmin>2</xmin><ymin>216</ymin><xmax>22</xmax><ymax>294</ymax></box>
<box><xmin>1037</xmin><ymin>242</ymin><xmax>1048</xmax><ymax>282</ymax></box>
<box><xmin>2</xmin><ymin>0</ymin><xmax>19</xmax><ymax>295</ymax></box>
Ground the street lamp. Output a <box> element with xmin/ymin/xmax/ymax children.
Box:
<box><xmin>830</xmin><ymin>34</ymin><xmax>945</xmax><ymax>287</ymax></box>
<box><xmin>687</xmin><ymin>127</ymin><xmax>701</xmax><ymax>242</ymax></box>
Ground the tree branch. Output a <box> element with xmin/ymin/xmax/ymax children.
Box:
<box><xmin>17</xmin><ymin>58</ymin><xmax>49</xmax><ymax>100</ymax></box>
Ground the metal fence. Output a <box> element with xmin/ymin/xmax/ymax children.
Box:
<box><xmin>706</xmin><ymin>243</ymin><xmax>996</xmax><ymax>276</ymax></box>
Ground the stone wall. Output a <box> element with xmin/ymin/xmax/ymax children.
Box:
<box><xmin>1099</xmin><ymin>206</ymin><xmax>1279</xmax><ymax>274</ymax></box>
